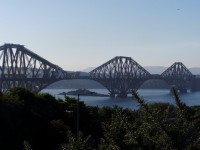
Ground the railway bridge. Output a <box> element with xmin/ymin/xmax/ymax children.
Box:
<box><xmin>0</xmin><ymin>44</ymin><xmax>199</xmax><ymax>97</ymax></box>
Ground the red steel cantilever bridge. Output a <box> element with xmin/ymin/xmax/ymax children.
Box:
<box><xmin>0</xmin><ymin>43</ymin><xmax>199</xmax><ymax>97</ymax></box>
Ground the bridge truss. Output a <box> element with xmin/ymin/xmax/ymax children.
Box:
<box><xmin>161</xmin><ymin>62</ymin><xmax>194</xmax><ymax>92</ymax></box>
<box><xmin>90</xmin><ymin>56</ymin><xmax>151</xmax><ymax>97</ymax></box>
<box><xmin>0</xmin><ymin>44</ymin><xmax>70</xmax><ymax>92</ymax></box>
<box><xmin>0</xmin><ymin>43</ymin><xmax>198</xmax><ymax>97</ymax></box>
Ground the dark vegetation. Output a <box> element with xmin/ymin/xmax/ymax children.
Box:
<box><xmin>1</xmin><ymin>87</ymin><xmax>200</xmax><ymax>149</ymax></box>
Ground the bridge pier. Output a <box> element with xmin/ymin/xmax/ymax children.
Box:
<box><xmin>109</xmin><ymin>91</ymin><xmax>128</xmax><ymax>98</ymax></box>
<box><xmin>170</xmin><ymin>85</ymin><xmax>188</xmax><ymax>93</ymax></box>
<box><xmin>118</xmin><ymin>91</ymin><xmax>127</xmax><ymax>98</ymax></box>
<box><xmin>191</xmin><ymin>79</ymin><xmax>200</xmax><ymax>92</ymax></box>
<box><xmin>109</xmin><ymin>92</ymin><xmax>116</xmax><ymax>97</ymax></box>
<box><xmin>178</xmin><ymin>88</ymin><xmax>187</xmax><ymax>93</ymax></box>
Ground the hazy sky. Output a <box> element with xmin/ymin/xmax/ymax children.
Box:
<box><xmin>0</xmin><ymin>0</ymin><xmax>200</xmax><ymax>71</ymax></box>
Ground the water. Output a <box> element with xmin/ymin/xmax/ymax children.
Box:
<box><xmin>41</xmin><ymin>89</ymin><xmax>200</xmax><ymax>109</ymax></box>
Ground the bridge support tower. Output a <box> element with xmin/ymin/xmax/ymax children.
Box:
<box><xmin>191</xmin><ymin>78</ymin><xmax>200</xmax><ymax>92</ymax></box>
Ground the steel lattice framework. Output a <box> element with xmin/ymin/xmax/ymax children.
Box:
<box><xmin>161</xmin><ymin>62</ymin><xmax>194</xmax><ymax>92</ymax></box>
<box><xmin>0</xmin><ymin>44</ymin><xmax>70</xmax><ymax>92</ymax></box>
<box><xmin>0</xmin><ymin>43</ymin><xmax>198</xmax><ymax>96</ymax></box>
<box><xmin>90</xmin><ymin>56</ymin><xmax>151</xmax><ymax>97</ymax></box>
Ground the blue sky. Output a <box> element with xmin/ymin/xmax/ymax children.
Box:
<box><xmin>0</xmin><ymin>0</ymin><xmax>200</xmax><ymax>71</ymax></box>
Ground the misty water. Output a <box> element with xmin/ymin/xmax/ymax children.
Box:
<box><xmin>41</xmin><ymin>89</ymin><xmax>200</xmax><ymax>110</ymax></box>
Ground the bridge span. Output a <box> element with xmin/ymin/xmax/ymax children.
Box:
<box><xmin>0</xmin><ymin>43</ymin><xmax>199</xmax><ymax>97</ymax></box>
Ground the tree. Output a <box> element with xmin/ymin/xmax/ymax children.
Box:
<box><xmin>132</xmin><ymin>88</ymin><xmax>200</xmax><ymax>149</ymax></box>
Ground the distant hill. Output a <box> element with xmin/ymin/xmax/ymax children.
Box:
<box><xmin>47</xmin><ymin>78</ymin><xmax>169</xmax><ymax>89</ymax></box>
<box><xmin>47</xmin><ymin>79</ymin><xmax>105</xmax><ymax>89</ymax></box>
<box><xmin>189</xmin><ymin>67</ymin><xmax>200</xmax><ymax>75</ymax></box>
<box><xmin>144</xmin><ymin>66</ymin><xmax>167</xmax><ymax>74</ymax></box>
<box><xmin>81</xmin><ymin>67</ymin><xmax>95</xmax><ymax>72</ymax></box>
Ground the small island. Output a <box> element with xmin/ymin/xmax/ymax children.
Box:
<box><xmin>59</xmin><ymin>89</ymin><xmax>109</xmax><ymax>97</ymax></box>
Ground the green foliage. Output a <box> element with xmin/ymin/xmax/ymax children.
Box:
<box><xmin>0</xmin><ymin>87</ymin><xmax>68</xmax><ymax>150</ymax></box>
<box><xmin>23</xmin><ymin>140</ymin><xmax>33</xmax><ymax>150</ymax></box>
<box><xmin>60</xmin><ymin>131</ymin><xmax>93</xmax><ymax>150</ymax></box>
<box><xmin>1</xmin><ymin>87</ymin><xmax>200</xmax><ymax>149</ymax></box>
<box><xmin>132</xmin><ymin>88</ymin><xmax>200</xmax><ymax>150</ymax></box>
<box><xmin>51</xmin><ymin>119</ymin><xmax>69</xmax><ymax>134</ymax></box>
<box><xmin>99</xmin><ymin>107</ymin><xmax>137</xmax><ymax>150</ymax></box>
<box><xmin>2</xmin><ymin>87</ymin><xmax>35</xmax><ymax>105</ymax></box>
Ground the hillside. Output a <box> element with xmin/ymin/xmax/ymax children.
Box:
<box><xmin>47</xmin><ymin>79</ymin><xmax>169</xmax><ymax>89</ymax></box>
<box><xmin>47</xmin><ymin>79</ymin><xmax>105</xmax><ymax>89</ymax></box>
